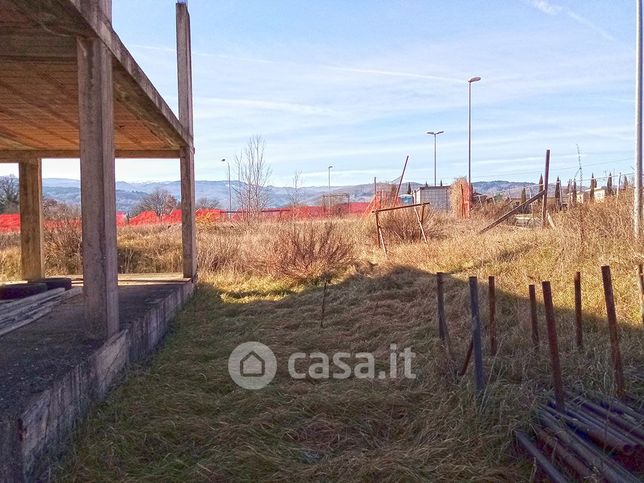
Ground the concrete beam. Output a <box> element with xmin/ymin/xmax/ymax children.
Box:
<box><xmin>177</xmin><ymin>2</ymin><xmax>197</xmax><ymax>279</ymax></box>
<box><xmin>18</xmin><ymin>159</ymin><xmax>43</xmax><ymax>281</ymax></box>
<box><xmin>0</xmin><ymin>149</ymin><xmax>181</xmax><ymax>161</ymax></box>
<box><xmin>77</xmin><ymin>35</ymin><xmax>119</xmax><ymax>339</ymax></box>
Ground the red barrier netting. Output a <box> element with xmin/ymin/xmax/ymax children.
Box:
<box><xmin>0</xmin><ymin>203</ymin><xmax>373</xmax><ymax>233</ymax></box>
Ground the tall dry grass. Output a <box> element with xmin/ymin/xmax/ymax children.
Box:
<box><xmin>10</xmin><ymin>195</ymin><xmax>637</xmax><ymax>481</ymax></box>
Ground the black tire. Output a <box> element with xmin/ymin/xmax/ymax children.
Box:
<box><xmin>34</xmin><ymin>277</ymin><xmax>73</xmax><ymax>291</ymax></box>
<box><xmin>0</xmin><ymin>283</ymin><xmax>48</xmax><ymax>300</ymax></box>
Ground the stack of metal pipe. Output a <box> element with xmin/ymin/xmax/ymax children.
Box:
<box><xmin>516</xmin><ymin>393</ymin><xmax>644</xmax><ymax>482</ymax></box>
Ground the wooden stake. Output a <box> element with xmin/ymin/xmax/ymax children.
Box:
<box><xmin>459</xmin><ymin>338</ymin><xmax>474</xmax><ymax>376</ymax></box>
<box><xmin>542</xmin><ymin>280</ymin><xmax>565</xmax><ymax>411</ymax></box>
<box><xmin>529</xmin><ymin>284</ymin><xmax>539</xmax><ymax>352</ymax></box>
<box><xmin>574</xmin><ymin>271</ymin><xmax>583</xmax><ymax>350</ymax></box>
<box><xmin>601</xmin><ymin>266</ymin><xmax>625</xmax><ymax>399</ymax></box>
<box><xmin>488</xmin><ymin>276</ymin><xmax>497</xmax><ymax>356</ymax></box>
<box><xmin>469</xmin><ymin>277</ymin><xmax>485</xmax><ymax>394</ymax></box>
<box><xmin>479</xmin><ymin>189</ymin><xmax>545</xmax><ymax>234</ymax></box>
<box><xmin>542</xmin><ymin>149</ymin><xmax>551</xmax><ymax>228</ymax></box>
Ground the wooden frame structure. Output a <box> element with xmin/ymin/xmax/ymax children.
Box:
<box><xmin>373</xmin><ymin>202</ymin><xmax>430</xmax><ymax>255</ymax></box>
<box><xmin>0</xmin><ymin>0</ymin><xmax>197</xmax><ymax>339</ymax></box>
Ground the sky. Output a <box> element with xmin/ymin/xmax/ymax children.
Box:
<box><xmin>0</xmin><ymin>0</ymin><xmax>637</xmax><ymax>186</ymax></box>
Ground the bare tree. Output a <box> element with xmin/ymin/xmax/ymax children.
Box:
<box><xmin>234</xmin><ymin>135</ymin><xmax>272</xmax><ymax>220</ymax></box>
<box><xmin>0</xmin><ymin>175</ymin><xmax>19</xmax><ymax>213</ymax></box>
<box><xmin>133</xmin><ymin>188</ymin><xmax>178</xmax><ymax>220</ymax></box>
<box><xmin>288</xmin><ymin>170</ymin><xmax>303</xmax><ymax>209</ymax></box>
<box><xmin>196</xmin><ymin>197</ymin><xmax>221</xmax><ymax>209</ymax></box>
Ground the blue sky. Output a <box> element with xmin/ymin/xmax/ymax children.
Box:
<box><xmin>0</xmin><ymin>0</ymin><xmax>636</xmax><ymax>186</ymax></box>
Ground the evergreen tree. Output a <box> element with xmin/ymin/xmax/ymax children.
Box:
<box><xmin>554</xmin><ymin>177</ymin><xmax>561</xmax><ymax>210</ymax></box>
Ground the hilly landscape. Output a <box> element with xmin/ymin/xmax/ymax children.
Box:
<box><xmin>37</xmin><ymin>178</ymin><xmax>538</xmax><ymax>212</ymax></box>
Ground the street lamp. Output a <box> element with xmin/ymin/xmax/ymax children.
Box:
<box><xmin>426</xmin><ymin>130</ymin><xmax>444</xmax><ymax>186</ymax></box>
<box><xmin>468</xmin><ymin>76</ymin><xmax>481</xmax><ymax>193</ymax></box>
<box><xmin>221</xmin><ymin>158</ymin><xmax>231</xmax><ymax>217</ymax></box>
<box><xmin>328</xmin><ymin>165</ymin><xmax>333</xmax><ymax>212</ymax></box>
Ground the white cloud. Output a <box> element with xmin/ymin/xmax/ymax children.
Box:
<box><xmin>530</xmin><ymin>0</ymin><xmax>562</xmax><ymax>16</ymax></box>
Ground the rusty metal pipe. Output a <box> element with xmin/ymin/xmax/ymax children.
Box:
<box><xmin>534</xmin><ymin>427</ymin><xmax>594</xmax><ymax>479</ymax></box>
<box><xmin>589</xmin><ymin>393</ymin><xmax>644</xmax><ymax>423</ymax></box>
<box><xmin>573</xmin><ymin>397</ymin><xmax>644</xmax><ymax>443</ymax></box>
<box><xmin>542</xmin><ymin>281</ymin><xmax>565</xmax><ymax>410</ymax></box>
<box><xmin>538</xmin><ymin>410</ymin><xmax>640</xmax><ymax>483</ymax></box>
<box><xmin>543</xmin><ymin>405</ymin><xmax>637</xmax><ymax>454</ymax></box>
<box><xmin>515</xmin><ymin>431</ymin><xmax>568</xmax><ymax>483</ymax></box>
<box><xmin>562</xmin><ymin>405</ymin><xmax>642</xmax><ymax>451</ymax></box>
<box><xmin>601</xmin><ymin>265</ymin><xmax>625</xmax><ymax>399</ymax></box>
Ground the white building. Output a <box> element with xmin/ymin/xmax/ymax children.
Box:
<box><xmin>413</xmin><ymin>185</ymin><xmax>451</xmax><ymax>213</ymax></box>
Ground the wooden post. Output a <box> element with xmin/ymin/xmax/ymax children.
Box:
<box><xmin>601</xmin><ymin>266</ymin><xmax>625</xmax><ymax>399</ymax></box>
<box><xmin>479</xmin><ymin>189</ymin><xmax>545</xmax><ymax>234</ymax></box>
<box><xmin>574</xmin><ymin>271</ymin><xmax>583</xmax><ymax>349</ymax></box>
<box><xmin>18</xmin><ymin>159</ymin><xmax>43</xmax><ymax>281</ymax></box>
<box><xmin>542</xmin><ymin>281</ymin><xmax>565</xmax><ymax>411</ymax></box>
<box><xmin>436</xmin><ymin>272</ymin><xmax>455</xmax><ymax>375</ymax></box>
<box><xmin>177</xmin><ymin>1</ymin><xmax>197</xmax><ymax>279</ymax></box>
<box><xmin>488</xmin><ymin>275</ymin><xmax>497</xmax><ymax>356</ymax></box>
<box><xmin>77</xmin><ymin>35</ymin><xmax>119</xmax><ymax>339</ymax></box>
<box><xmin>469</xmin><ymin>276</ymin><xmax>485</xmax><ymax>394</ymax></box>
<box><xmin>529</xmin><ymin>284</ymin><xmax>539</xmax><ymax>351</ymax></box>
<box><xmin>459</xmin><ymin>338</ymin><xmax>474</xmax><ymax>376</ymax></box>
<box><xmin>637</xmin><ymin>264</ymin><xmax>644</xmax><ymax>328</ymax></box>
<box><xmin>541</xmin><ymin>149</ymin><xmax>550</xmax><ymax>228</ymax></box>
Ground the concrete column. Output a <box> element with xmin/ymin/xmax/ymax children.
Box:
<box><xmin>77</xmin><ymin>36</ymin><xmax>119</xmax><ymax>339</ymax></box>
<box><xmin>177</xmin><ymin>2</ymin><xmax>197</xmax><ymax>279</ymax></box>
<box><xmin>180</xmin><ymin>146</ymin><xmax>197</xmax><ymax>278</ymax></box>
<box><xmin>18</xmin><ymin>159</ymin><xmax>43</xmax><ymax>281</ymax></box>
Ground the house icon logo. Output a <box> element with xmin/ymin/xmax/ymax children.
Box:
<box><xmin>228</xmin><ymin>342</ymin><xmax>277</xmax><ymax>390</ymax></box>
<box><xmin>240</xmin><ymin>351</ymin><xmax>265</xmax><ymax>377</ymax></box>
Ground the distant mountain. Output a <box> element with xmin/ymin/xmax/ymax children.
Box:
<box><xmin>472</xmin><ymin>180</ymin><xmax>538</xmax><ymax>197</ymax></box>
<box><xmin>29</xmin><ymin>178</ymin><xmax>540</xmax><ymax>211</ymax></box>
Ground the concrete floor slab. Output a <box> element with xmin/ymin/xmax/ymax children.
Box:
<box><xmin>0</xmin><ymin>275</ymin><xmax>194</xmax><ymax>482</ymax></box>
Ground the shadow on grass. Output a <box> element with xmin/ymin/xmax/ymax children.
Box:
<box><xmin>57</xmin><ymin>266</ymin><xmax>644</xmax><ymax>482</ymax></box>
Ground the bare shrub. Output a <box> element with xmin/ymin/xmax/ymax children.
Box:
<box><xmin>43</xmin><ymin>201</ymin><xmax>82</xmax><ymax>274</ymax></box>
<box><xmin>0</xmin><ymin>232</ymin><xmax>19</xmax><ymax>251</ymax></box>
<box><xmin>256</xmin><ymin>221</ymin><xmax>356</xmax><ymax>284</ymax></box>
<box><xmin>117</xmin><ymin>224</ymin><xmax>182</xmax><ymax>273</ymax></box>
<box><xmin>197</xmin><ymin>225</ymin><xmax>243</xmax><ymax>272</ymax></box>
<box><xmin>450</xmin><ymin>177</ymin><xmax>469</xmax><ymax>217</ymax></box>
<box><xmin>235</xmin><ymin>135</ymin><xmax>271</xmax><ymax>221</ymax></box>
<box><xmin>471</xmin><ymin>199</ymin><xmax>513</xmax><ymax>221</ymax></box>
<box><xmin>378</xmin><ymin>208</ymin><xmax>446</xmax><ymax>244</ymax></box>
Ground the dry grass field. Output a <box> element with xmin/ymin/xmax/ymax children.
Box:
<box><xmin>1</xmin><ymin>197</ymin><xmax>643</xmax><ymax>481</ymax></box>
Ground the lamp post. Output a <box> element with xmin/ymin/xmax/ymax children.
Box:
<box><xmin>222</xmin><ymin>158</ymin><xmax>231</xmax><ymax>217</ymax></box>
<box><xmin>468</xmin><ymin>76</ymin><xmax>481</xmax><ymax>194</ymax></box>
<box><xmin>636</xmin><ymin>0</ymin><xmax>643</xmax><ymax>237</ymax></box>
<box><xmin>327</xmin><ymin>165</ymin><xmax>333</xmax><ymax>212</ymax></box>
<box><xmin>426</xmin><ymin>130</ymin><xmax>444</xmax><ymax>186</ymax></box>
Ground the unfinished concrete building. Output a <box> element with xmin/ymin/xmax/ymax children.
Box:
<box><xmin>0</xmin><ymin>0</ymin><xmax>198</xmax><ymax>479</ymax></box>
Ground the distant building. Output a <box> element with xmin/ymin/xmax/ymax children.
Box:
<box><xmin>576</xmin><ymin>188</ymin><xmax>606</xmax><ymax>204</ymax></box>
<box><xmin>413</xmin><ymin>185</ymin><xmax>451</xmax><ymax>213</ymax></box>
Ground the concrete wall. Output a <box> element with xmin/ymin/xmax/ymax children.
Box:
<box><xmin>0</xmin><ymin>281</ymin><xmax>194</xmax><ymax>482</ymax></box>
